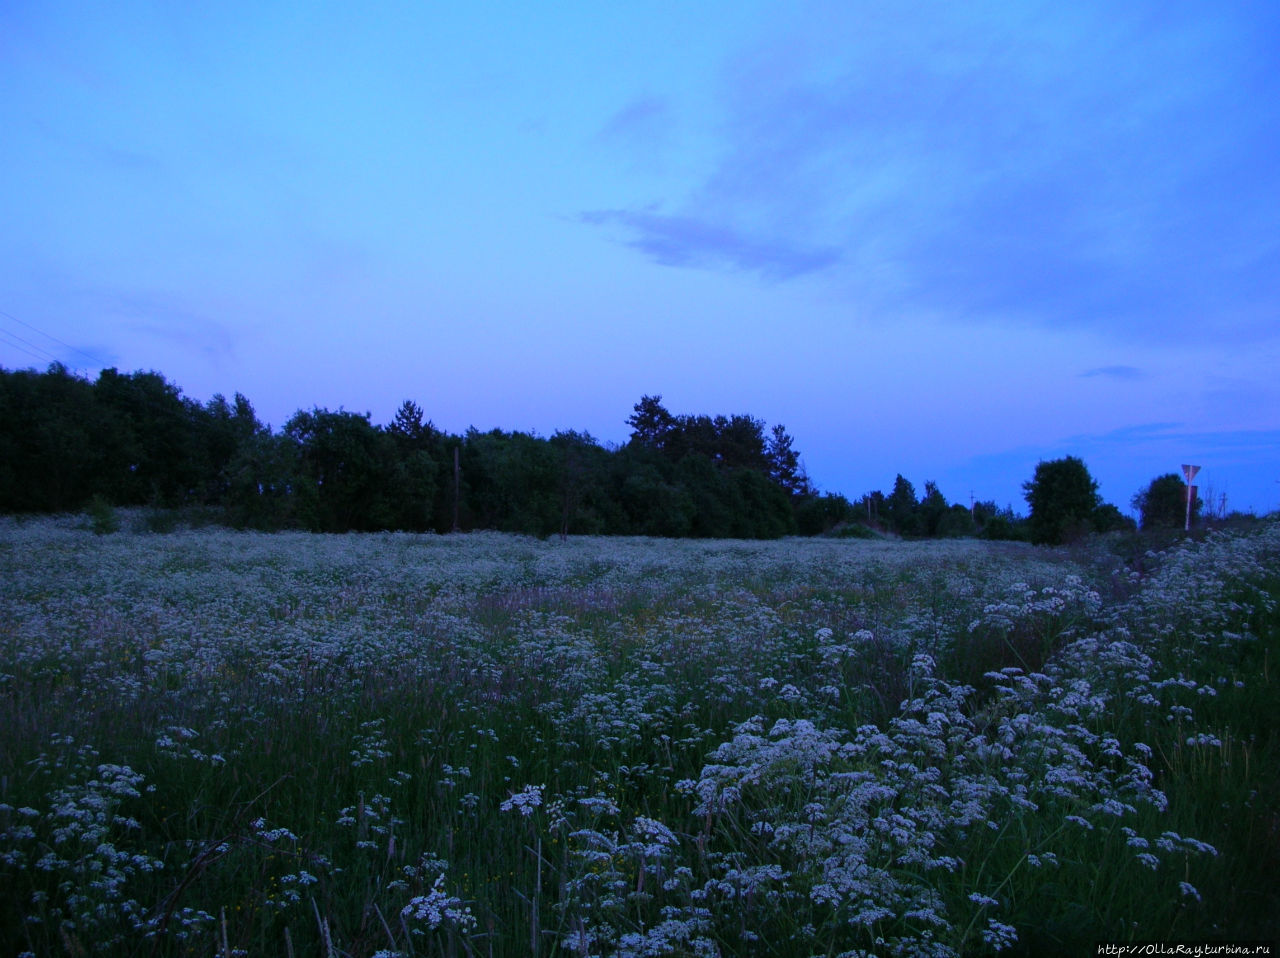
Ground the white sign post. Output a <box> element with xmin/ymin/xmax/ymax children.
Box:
<box><xmin>1181</xmin><ymin>464</ymin><xmax>1200</xmax><ymax>531</ymax></box>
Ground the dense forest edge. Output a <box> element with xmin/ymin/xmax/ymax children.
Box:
<box><xmin>0</xmin><ymin>363</ymin><xmax>1249</xmax><ymax>542</ymax></box>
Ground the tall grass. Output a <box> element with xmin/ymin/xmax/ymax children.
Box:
<box><xmin>0</xmin><ymin>518</ymin><xmax>1276</xmax><ymax>955</ymax></box>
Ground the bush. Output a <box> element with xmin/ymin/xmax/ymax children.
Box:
<box><xmin>86</xmin><ymin>495</ymin><xmax>119</xmax><ymax>535</ymax></box>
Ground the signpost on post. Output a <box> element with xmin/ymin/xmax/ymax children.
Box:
<box><xmin>1181</xmin><ymin>464</ymin><xmax>1200</xmax><ymax>531</ymax></box>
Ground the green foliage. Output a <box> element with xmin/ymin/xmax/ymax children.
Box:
<box><xmin>4</xmin><ymin>367</ymin><xmax>1023</xmax><ymax>542</ymax></box>
<box><xmin>980</xmin><ymin>513</ymin><xmax>1027</xmax><ymax>541</ymax></box>
<box><xmin>888</xmin><ymin>474</ymin><xmax>920</xmax><ymax>536</ymax></box>
<box><xmin>225</xmin><ymin>432</ymin><xmax>303</xmax><ymax>530</ymax></box>
<box><xmin>1133</xmin><ymin>472</ymin><xmax>1201</xmax><ymax>529</ymax></box>
<box><xmin>794</xmin><ymin>492</ymin><xmax>855</xmax><ymax>536</ymax></box>
<box><xmin>767</xmin><ymin>422</ymin><xmax>811</xmax><ymax>496</ymax></box>
<box><xmin>1023</xmin><ymin>456</ymin><xmax>1102</xmax><ymax>545</ymax></box>
<box><xmin>94</xmin><ymin>368</ymin><xmax>205</xmax><ymax>507</ymax></box>
<box><xmin>827</xmin><ymin>520</ymin><xmax>876</xmax><ymax>538</ymax></box>
<box><xmin>462</xmin><ymin>428</ymin><xmax>563</xmax><ymax>536</ymax></box>
<box><xmin>86</xmin><ymin>494</ymin><xmax>119</xmax><ymax>535</ymax></box>
<box><xmin>0</xmin><ymin>363</ymin><xmax>104</xmax><ymax>511</ymax></box>
<box><xmin>936</xmin><ymin>502</ymin><xmax>976</xmax><ymax>538</ymax></box>
<box><xmin>1091</xmin><ymin>501</ymin><xmax>1137</xmax><ymax>534</ymax></box>
<box><xmin>284</xmin><ymin>408</ymin><xmax>404</xmax><ymax>532</ymax></box>
<box><xmin>919</xmin><ymin>480</ymin><xmax>949</xmax><ymax>536</ymax></box>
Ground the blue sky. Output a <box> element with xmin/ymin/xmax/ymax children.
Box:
<box><xmin>3</xmin><ymin>1</ymin><xmax>1278</xmax><ymax>516</ymax></box>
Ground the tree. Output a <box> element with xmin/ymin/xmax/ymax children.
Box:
<box><xmin>1092</xmin><ymin>502</ymin><xmax>1136</xmax><ymax>534</ymax></box>
<box><xmin>1022</xmin><ymin>456</ymin><xmax>1100</xmax><ymax>545</ymax></box>
<box><xmin>626</xmin><ymin>395</ymin><xmax>677</xmax><ymax>450</ymax></box>
<box><xmin>94</xmin><ymin>368</ymin><xmax>203</xmax><ymax>507</ymax></box>
<box><xmin>888</xmin><ymin>474</ymin><xmax>920</xmax><ymax>536</ymax></box>
<box><xmin>766</xmin><ymin>424</ymin><xmax>812</xmax><ymax>497</ymax></box>
<box><xmin>550</xmin><ymin>430</ymin><xmax>611</xmax><ymax>537</ymax></box>
<box><xmin>200</xmin><ymin>392</ymin><xmax>265</xmax><ymax>504</ymax></box>
<box><xmin>284</xmin><ymin>408</ymin><xmax>400</xmax><ymax>531</ymax></box>
<box><xmin>226</xmin><ymin>431</ymin><xmax>304</xmax><ymax>529</ymax></box>
<box><xmin>388</xmin><ymin>400</ymin><xmax>433</xmax><ymax>446</ymax></box>
<box><xmin>919</xmin><ymin>481</ymin><xmax>949</xmax><ymax>536</ymax></box>
<box><xmin>0</xmin><ymin>364</ymin><xmax>103</xmax><ymax>511</ymax></box>
<box><xmin>794</xmin><ymin>492</ymin><xmax>855</xmax><ymax>536</ymax></box>
<box><xmin>1132</xmin><ymin>473</ymin><xmax>1201</xmax><ymax>529</ymax></box>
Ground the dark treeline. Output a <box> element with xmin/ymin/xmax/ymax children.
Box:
<box><xmin>794</xmin><ymin>474</ymin><xmax>1027</xmax><ymax>541</ymax></box>
<box><xmin>2</xmin><ymin>364</ymin><xmax>1022</xmax><ymax>539</ymax></box>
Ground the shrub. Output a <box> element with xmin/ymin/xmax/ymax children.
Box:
<box><xmin>86</xmin><ymin>495</ymin><xmax>119</xmax><ymax>535</ymax></box>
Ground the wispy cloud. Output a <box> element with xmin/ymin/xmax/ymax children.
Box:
<box><xmin>83</xmin><ymin>286</ymin><xmax>237</xmax><ymax>364</ymax></box>
<box><xmin>579</xmin><ymin>208</ymin><xmax>840</xmax><ymax>280</ymax></box>
<box><xmin>597</xmin><ymin>95</ymin><xmax>673</xmax><ymax>150</ymax></box>
<box><xmin>1080</xmin><ymin>365</ymin><xmax>1144</xmax><ymax>380</ymax></box>
<box><xmin>585</xmin><ymin>2</ymin><xmax>1280</xmax><ymax>343</ymax></box>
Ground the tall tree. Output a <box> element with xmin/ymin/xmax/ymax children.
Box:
<box><xmin>1022</xmin><ymin>456</ymin><xmax>1100</xmax><ymax>545</ymax></box>
<box><xmin>200</xmin><ymin>392</ymin><xmax>265</xmax><ymax>504</ymax></box>
<box><xmin>889</xmin><ymin>474</ymin><xmax>920</xmax><ymax>536</ymax></box>
<box><xmin>626</xmin><ymin>395</ymin><xmax>677</xmax><ymax>450</ymax></box>
<box><xmin>766</xmin><ymin>423</ymin><xmax>811</xmax><ymax>496</ymax></box>
<box><xmin>919</xmin><ymin>481</ymin><xmax>949</xmax><ymax>536</ymax></box>
<box><xmin>388</xmin><ymin>400</ymin><xmax>433</xmax><ymax>445</ymax></box>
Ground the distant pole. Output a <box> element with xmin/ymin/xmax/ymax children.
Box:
<box><xmin>1181</xmin><ymin>464</ymin><xmax>1200</xmax><ymax>531</ymax></box>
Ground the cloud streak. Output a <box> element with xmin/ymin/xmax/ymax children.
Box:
<box><xmin>580</xmin><ymin>208</ymin><xmax>840</xmax><ymax>280</ymax></box>
<box><xmin>1080</xmin><ymin>366</ymin><xmax>1143</xmax><ymax>381</ymax></box>
<box><xmin>586</xmin><ymin>2</ymin><xmax>1280</xmax><ymax>343</ymax></box>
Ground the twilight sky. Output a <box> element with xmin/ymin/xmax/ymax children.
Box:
<box><xmin>3</xmin><ymin>1</ymin><xmax>1279</xmax><ymax>516</ymax></box>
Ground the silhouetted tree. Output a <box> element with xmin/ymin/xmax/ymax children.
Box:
<box><xmin>2</xmin><ymin>369</ymin><xmax>828</xmax><ymax>540</ymax></box>
<box><xmin>626</xmin><ymin>395</ymin><xmax>677</xmax><ymax>451</ymax></box>
<box><xmin>386</xmin><ymin>400</ymin><xmax>441</xmax><ymax>530</ymax></box>
<box><xmin>284</xmin><ymin>408</ymin><xmax>400</xmax><ymax>531</ymax></box>
<box><xmin>388</xmin><ymin>400</ymin><xmax>433</xmax><ymax>446</ymax></box>
<box><xmin>766</xmin><ymin>423</ymin><xmax>812</xmax><ymax>497</ymax></box>
<box><xmin>1092</xmin><ymin>502</ymin><xmax>1136</xmax><ymax>534</ymax></box>
<box><xmin>226</xmin><ymin>431</ymin><xmax>303</xmax><ymax>529</ymax></box>
<box><xmin>1133</xmin><ymin>473</ymin><xmax>1201</xmax><ymax>529</ymax></box>
<box><xmin>731</xmin><ymin>467</ymin><xmax>795</xmax><ymax>538</ymax></box>
<box><xmin>919</xmin><ymin>481</ymin><xmax>949</xmax><ymax>536</ymax></box>
<box><xmin>889</xmin><ymin>474</ymin><xmax>920</xmax><ymax>536</ymax></box>
<box><xmin>794</xmin><ymin>492</ymin><xmax>855</xmax><ymax>535</ymax></box>
<box><xmin>94</xmin><ymin>368</ymin><xmax>203</xmax><ymax>507</ymax></box>
<box><xmin>0</xmin><ymin>364</ymin><xmax>103</xmax><ymax>511</ymax></box>
<box><xmin>1023</xmin><ymin>456</ymin><xmax>1100</xmax><ymax>545</ymax></box>
<box><xmin>550</xmin><ymin>430</ymin><xmax>613</xmax><ymax>536</ymax></box>
<box><xmin>937</xmin><ymin>503</ymin><xmax>976</xmax><ymax>538</ymax></box>
<box><xmin>200</xmin><ymin>392</ymin><xmax>265</xmax><ymax>503</ymax></box>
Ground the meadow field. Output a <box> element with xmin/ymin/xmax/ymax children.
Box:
<box><xmin>1</xmin><ymin>517</ymin><xmax>1277</xmax><ymax>957</ymax></box>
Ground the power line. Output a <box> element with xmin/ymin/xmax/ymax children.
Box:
<box><xmin>0</xmin><ymin>326</ymin><xmax>63</xmax><ymax>367</ymax></box>
<box><xmin>0</xmin><ymin>309</ymin><xmax>108</xmax><ymax>371</ymax></box>
<box><xmin>0</xmin><ymin>331</ymin><xmax>55</xmax><ymax>367</ymax></box>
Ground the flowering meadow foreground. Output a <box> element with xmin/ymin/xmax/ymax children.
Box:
<box><xmin>1</xmin><ymin>518</ymin><xmax>1277</xmax><ymax>957</ymax></box>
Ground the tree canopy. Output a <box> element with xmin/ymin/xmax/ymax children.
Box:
<box><xmin>1133</xmin><ymin>473</ymin><xmax>1201</xmax><ymax>529</ymax></box>
<box><xmin>1020</xmin><ymin>456</ymin><xmax>1131</xmax><ymax>544</ymax></box>
<box><xmin>1</xmin><ymin>365</ymin><xmax>1161</xmax><ymax>545</ymax></box>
